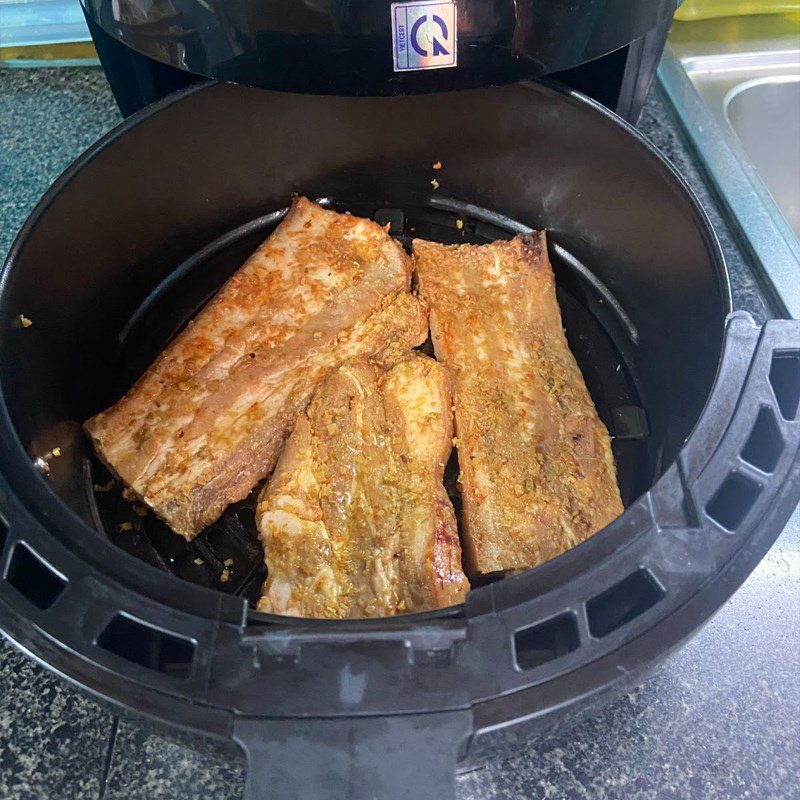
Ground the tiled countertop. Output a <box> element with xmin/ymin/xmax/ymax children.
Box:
<box><xmin>0</xmin><ymin>67</ymin><xmax>797</xmax><ymax>800</ymax></box>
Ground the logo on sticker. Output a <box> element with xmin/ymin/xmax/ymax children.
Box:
<box><xmin>392</xmin><ymin>1</ymin><xmax>457</xmax><ymax>72</ymax></box>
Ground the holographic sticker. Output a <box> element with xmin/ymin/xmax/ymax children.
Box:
<box><xmin>391</xmin><ymin>1</ymin><xmax>457</xmax><ymax>72</ymax></box>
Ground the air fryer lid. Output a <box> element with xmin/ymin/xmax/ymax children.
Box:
<box><xmin>1</xmin><ymin>81</ymin><xmax>798</xmax><ymax>800</ymax></box>
<box><xmin>80</xmin><ymin>0</ymin><xmax>679</xmax><ymax>94</ymax></box>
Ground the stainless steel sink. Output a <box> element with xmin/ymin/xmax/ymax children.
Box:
<box><xmin>659</xmin><ymin>14</ymin><xmax>800</xmax><ymax>317</ymax></box>
<box><xmin>726</xmin><ymin>74</ymin><xmax>799</xmax><ymax>236</ymax></box>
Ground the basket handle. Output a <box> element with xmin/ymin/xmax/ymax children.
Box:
<box><xmin>234</xmin><ymin>710</ymin><xmax>471</xmax><ymax>800</ymax></box>
<box><xmin>646</xmin><ymin>312</ymin><xmax>800</xmax><ymax>536</ymax></box>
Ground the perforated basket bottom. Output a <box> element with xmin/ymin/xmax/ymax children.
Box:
<box><xmin>87</xmin><ymin>198</ymin><xmax>650</xmax><ymax>608</ymax></box>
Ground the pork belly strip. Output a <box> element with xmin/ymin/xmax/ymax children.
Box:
<box><xmin>413</xmin><ymin>233</ymin><xmax>623</xmax><ymax>576</ymax></box>
<box><xmin>84</xmin><ymin>197</ymin><xmax>427</xmax><ymax>539</ymax></box>
<box><xmin>257</xmin><ymin>354</ymin><xmax>469</xmax><ymax>618</ymax></box>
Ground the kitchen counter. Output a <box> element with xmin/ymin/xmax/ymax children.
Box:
<box><xmin>0</xmin><ymin>67</ymin><xmax>797</xmax><ymax>800</ymax></box>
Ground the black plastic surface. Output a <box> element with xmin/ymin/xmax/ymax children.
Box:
<box><xmin>80</xmin><ymin>0</ymin><xmax>677</xmax><ymax>97</ymax></box>
<box><xmin>234</xmin><ymin>712</ymin><xmax>472</xmax><ymax>800</ymax></box>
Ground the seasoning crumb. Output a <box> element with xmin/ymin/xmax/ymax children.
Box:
<box><xmin>133</xmin><ymin>504</ymin><xmax>148</xmax><ymax>517</ymax></box>
<box><xmin>430</xmin><ymin>178</ymin><xmax>440</xmax><ymax>190</ymax></box>
<box><xmin>119</xmin><ymin>522</ymin><xmax>134</xmax><ymax>532</ymax></box>
<box><xmin>51</xmin><ymin>447</ymin><xmax>62</xmax><ymax>458</ymax></box>
<box><xmin>93</xmin><ymin>479</ymin><xmax>115</xmax><ymax>493</ymax></box>
<box><xmin>223</xmin><ymin>557</ymin><xmax>234</xmax><ymax>567</ymax></box>
<box><xmin>122</xmin><ymin>488</ymin><xmax>136</xmax><ymax>501</ymax></box>
<box><xmin>19</xmin><ymin>314</ymin><xmax>33</xmax><ymax>328</ymax></box>
<box><xmin>220</xmin><ymin>568</ymin><xmax>231</xmax><ymax>583</ymax></box>
<box><xmin>433</xmin><ymin>161</ymin><xmax>442</xmax><ymax>170</ymax></box>
<box><xmin>616</xmin><ymin>364</ymin><xmax>621</xmax><ymax>372</ymax></box>
<box><xmin>194</xmin><ymin>557</ymin><xmax>204</xmax><ymax>566</ymax></box>
<box><xmin>455</xmin><ymin>219</ymin><xmax>464</xmax><ymax>230</ymax></box>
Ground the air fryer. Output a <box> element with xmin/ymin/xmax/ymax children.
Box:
<box><xmin>1</xmin><ymin>78</ymin><xmax>799</xmax><ymax>799</ymax></box>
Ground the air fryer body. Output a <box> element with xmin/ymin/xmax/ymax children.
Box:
<box><xmin>82</xmin><ymin>0</ymin><xmax>675</xmax><ymax>119</ymax></box>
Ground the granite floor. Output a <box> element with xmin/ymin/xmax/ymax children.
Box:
<box><xmin>1</xmin><ymin>67</ymin><xmax>798</xmax><ymax>800</ymax></box>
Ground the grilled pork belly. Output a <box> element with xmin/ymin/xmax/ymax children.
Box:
<box><xmin>413</xmin><ymin>233</ymin><xmax>623</xmax><ymax>576</ymax></box>
<box><xmin>257</xmin><ymin>354</ymin><xmax>469</xmax><ymax>618</ymax></box>
<box><xmin>84</xmin><ymin>198</ymin><xmax>427</xmax><ymax>538</ymax></box>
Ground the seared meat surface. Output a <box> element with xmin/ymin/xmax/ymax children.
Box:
<box><xmin>257</xmin><ymin>354</ymin><xmax>468</xmax><ymax>618</ymax></box>
<box><xmin>85</xmin><ymin>198</ymin><xmax>427</xmax><ymax>538</ymax></box>
<box><xmin>413</xmin><ymin>233</ymin><xmax>623</xmax><ymax>576</ymax></box>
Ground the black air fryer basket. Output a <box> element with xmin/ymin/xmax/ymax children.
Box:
<box><xmin>0</xmin><ymin>81</ymin><xmax>798</xmax><ymax>799</ymax></box>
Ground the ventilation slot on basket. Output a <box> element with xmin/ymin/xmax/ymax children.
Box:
<box><xmin>769</xmin><ymin>350</ymin><xmax>800</xmax><ymax>421</ymax></box>
<box><xmin>514</xmin><ymin>613</ymin><xmax>580</xmax><ymax>670</ymax></box>
<box><xmin>741</xmin><ymin>407</ymin><xmax>784</xmax><ymax>474</ymax></box>
<box><xmin>587</xmin><ymin>568</ymin><xmax>665</xmax><ymax>639</ymax></box>
<box><xmin>97</xmin><ymin>613</ymin><xmax>195</xmax><ymax>679</ymax></box>
<box><xmin>0</xmin><ymin>516</ymin><xmax>7</xmax><ymax>554</ymax></box>
<box><xmin>705</xmin><ymin>472</ymin><xmax>762</xmax><ymax>531</ymax></box>
<box><xmin>5</xmin><ymin>543</ymin><xmax>66</xmax><ymax>610</ymax></box>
